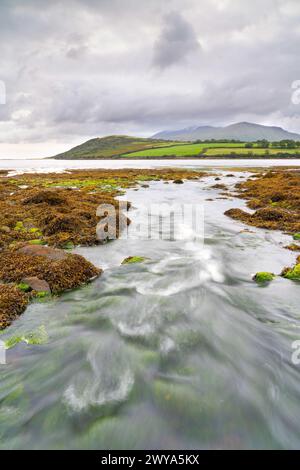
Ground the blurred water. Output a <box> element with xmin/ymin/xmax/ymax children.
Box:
<box><xmin>0</xmin><ymin>158</ymin><xmax>300</xmax><ymax>175</ymax></box>
<box><xmin>0</xmin><ymin>171</ymin><xmax>300</xmax><ymax>449</ymax></box>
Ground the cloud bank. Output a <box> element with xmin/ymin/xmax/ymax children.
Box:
<box><xmin>0</xmin><ymin>0</ymin><xmax>300</xmax><ymax>156</ymax></box>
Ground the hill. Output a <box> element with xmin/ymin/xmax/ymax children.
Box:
<box><xmin>152</xmin><ymin>122</ymin><xmax>300</xmax><ymax>142</ymax></box>
<box><xmin>52</xmin><ymin>135</ymin><xmax>176</xmax><ymax>159</ymax></box>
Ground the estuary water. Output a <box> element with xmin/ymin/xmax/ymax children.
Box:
<box><xmin>0</xmin><ymin>161</ymin><xmax>300</xmax><ymax>449</ymax></box>
<box><xmin>0</xmin><ymin>158</ymin><xmax>300</xmax><ymax>174</ymax></box>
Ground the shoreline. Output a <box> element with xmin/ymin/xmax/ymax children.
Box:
<box><xmin>0</xmin><ymin>168</ymin><xmax>206</xmax><ymax>330</ymax></box>
<box><xmin>1</xmin><ymin>166</ymin><xmax>299</xmax><ymax>330</ymax></box>
<box><xmin>51</xmin><ymin>155</ymin><xmax>300</xmax><ymax>160</ymax></box>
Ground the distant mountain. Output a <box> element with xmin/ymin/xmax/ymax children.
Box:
<box><xmin>51</xmin><ymin>135</ymin><xmax>173</xmax><ymax>159</ymax></box>
<box><xmin>152</xmin><ymin>122</ymin><xmax>300</xmax><ymax>142</ymax></box>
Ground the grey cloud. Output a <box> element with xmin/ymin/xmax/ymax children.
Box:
<box><xmin>153</xmin><ymin>12</ymin><xmax>201</xmax><ymax>69</ymax></box>
<box><xmin>1</xmin><ymin>0</ymin><xmax>300</xmax><ymax>151</ymax></box>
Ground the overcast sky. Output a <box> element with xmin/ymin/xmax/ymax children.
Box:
<box><xmin>1</xmin><ymin>0</ymin><xmax>300</xmax><ymax>158</ymax></box>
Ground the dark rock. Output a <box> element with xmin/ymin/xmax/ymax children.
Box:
<box><xmin>23</xmin><ymin>191</ymin><xmax>65</xmax><ymax>206</ymax></box>
<box><xmin>17</xmin><ymin>245</ymin><xmax>68</xmax><ymax>261</ymax></box>
<box><xmin>21</xmin><ymin>276</ymin><xmax>51</xmax><ymax>293</ymax></box>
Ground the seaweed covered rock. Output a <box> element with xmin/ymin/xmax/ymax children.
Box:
<box><xmin>254</xmin><ymin>207</ymin><xmax>288</xmax><ymax>222</ymax></box>
<box><xmin>20</xmin><ymin>277</ymin><xmax>51</xmax><ymax>293</ymax></box>
<box><xmin>224</xmin><ymin>208</ymin><xmax>251</xmax><ymax>223</ymax></box>
<box><xmin>17</xmin><ymin>245</ymin><xmax>67</xmax><ymax>261</ymax></box>
<box><xmin>173</xmin><ymin>179</ymin><xmax>184</xmax><ymax>184</ymax></box>
<box><xmin>247</xmin><ymin>199</ymin><xmax>264</xmax><ymax>210</ymax></box>
<box><xmin>253</xmin><ymin>272</ymin><xmax>275</xmax><ymax>284</ymax></box>
<box><xmin>43</xmin><ymin>214</ymin><xmax>82</xmax><ymax>236</ymax></box>
<box><xmin>225</xmin><ymin>206</ymin><xmax>299</xmax><ymax>232</ymax></box>
<box><xmin>225</xmin><ymin>170</ymin><xmax>300</xmax><ymax>233</ymax></box>
<box><xmin>0</xmin><ymin>248</ymin><xmax>101</xmax><ymax>294</ymax></box>
<box><xmin>285</xmin><ymin>244</ymin><xmax>300</xmax><ymax>252</ymax></box>
<box><xmin>281</xmin><ymin>264</ymin><xmax>300</xmax><ymax>281</ymax></box>
<box><xmin>0</xmin><ymin>285</ymin><xmax>29</xmax><ymax>330</ymax></box>
<box><xmin>0</xmin><ymin>168</ymin><xmax>206</xmax><ymax>249</ymax></box>
<box><xmin>23</xmin><ymin>190</ymin><xmax>66</xmax><ymax>206</ymax></box>
<box><xmin>121</xmin><ymin>256</ymin><xmax>147</xmax><ymax>265</ymax></box>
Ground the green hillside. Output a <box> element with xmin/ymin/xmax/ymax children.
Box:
<box><xmin>52</xmin><ymin>135</ymin><xmax>179</xmax><ymax>159</ymax></box>
<box><xmin>51</xmin><ymin>135</ymin><xmax>300</xmax><ymax>159</ymax></box>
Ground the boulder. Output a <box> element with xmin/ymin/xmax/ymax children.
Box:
<box><xmin>0</xmin><ymin>284</ymin><xmax>28</xmax><ymax>330</ymax></box>
<box><xmin>17</xmin><ymin>245</ymin><xmax>68</xmax><ymax>261</ymax></box>
<box><xmin>173</xmin><ymin>179</ymin><xmax>184</xmax><ymax>184</ymax></box>
<box><xmin>21</xmin><ymin>277</ymin><xmax>51</xmax><ymax>293</ymax></box>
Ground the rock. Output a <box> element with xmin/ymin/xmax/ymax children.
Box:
<box><xmin>225</xmin><ymin>208</ymin><xmax>251</xmax><ymax>222</ymax></box>
<box><xmin>62</xmin><ymin>241</ymin><xmax>75</xmax><ymax>250</ymax></box>
<box><xmin>28</xmin><ymin>239</ymin><xmax>46</xmax><ymax>246</ymax></box>
<box><xmin>17</xmin><ymin>245</ymin><xmax>68</xmax><ymax>261</ymax></box>
<box><xmin>281</xmin><ymin>264</ymin><xmax>300</xmax><ymax>281</ymax></box>
<box><xmin>0</xmin><ymin>250</ymin><xmax>101</xmax><ymax>295</ymax></box>
<box><xmin>173</xmin><ymin>179</ymin><xmax>184</xmax><ymax>184</ymax></box>
<box><xmin>293</xmin><ymin>233</ymin><xmax>300</xmax><ymax>241</ymax></box>
<box><xmin>23</xmin><ymin>190</ymin><xmax>65</xmax><ymax>206</ymax></box>
<box><xmin>21</xmin><ymin>277</ymin><xmax>51</xmax><ymax>293</ymax></box>
<box><xmin>0</xmin><ymin>284</ymin><xmax>29</xmax><ymax>330</ymax></box>
<box><xmin>253</xmin><ymin>272</ymin><xmax>275</xmax><ymax>283</ymax></box>
<box><xmin>141</xmin><ymin>184</ymin><xmax>149</xmax><ymax>188</ymax></box>
<box><xmin>247</xmin><ymin>198</ymin><xmax>263</xmax><ymax>209</ymax></box>
<box><xmin>254</xmin><ymin>207</ymin><xmax>287</xmax><ymax>222</ymax></box>
<box><xmin>42</xmin><ymin>214</ymin><xmax>81</xmax><ymax>236</ymax></box>
<box><xmin>121</xmin><ymin>256</ymin><xmax>147</xmax><ymax>265</ymax></box>
<box><xmin>17</xmin><ymin>282</ymin><xmax>31</xmax><ymax>292</ymax></box>
<box><xmin>285</xmin><ymin>244</ymin><xmax>300</xmax><ymax>252</ymax></box>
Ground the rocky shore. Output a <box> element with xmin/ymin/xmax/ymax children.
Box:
<box><xmin>225</xmin><ymin>168</ymin><xmax>300</xmax><ymax>282</ymax></box>
<box><xmin>0</xmin><ymin>168</ymin><xmax>205</xmax><ymax>330</ymax></box>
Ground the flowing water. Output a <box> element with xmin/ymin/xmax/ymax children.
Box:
<box><xmin>0</xmin><ymin>165</ymin><xmax>300</xmax><ymax>449</ymax></box>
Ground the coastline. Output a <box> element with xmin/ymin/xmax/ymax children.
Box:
<box><xmin>50</xmin><ymin>155</ymin><xmax>300</xmax><ymax>160</ymax></box>
<box><xmin>0</xmin><ymin>168</ymin><xmax>206</xmax><ymax>330</ymax></box>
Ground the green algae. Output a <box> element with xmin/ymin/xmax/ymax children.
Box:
<box><xmin>62</xmin><ymin>241</ymin><xmax>75</xmax><ymax>250</ymax></box>
<box><xmin>121</xmin><ymin>256</ymin><xmax>147</xmax><ymax>265</ymax></box>
<box><xmin>28</xmin><ymin>239</ymin><xmax>46</xmax><ymax>245</ymax></box>
<box><xmin>35</xmin><ymin>291</ymin><xmax>51</xmax><ymax>299</ymax></box>
<box><xmin>282</xmin><ymin>264</ymin><xmax>300</xmax><ymax>281</ymax></box>
<box><xmin>17</xmin><ymin>282</ymin><xmax>31</xmax><ymax>293</ymax></box>
<box><xmin>4</xmin><ymin>325</ymin><xmax>48</xmax><ymax>349</ymax></box>
<box><xmin>253</xmin><ymin>272</ymin><xmax>275</xmax><ymax>284</ymax></box>
<box><xmin>24</xmin><ymin>325</ymin><xmax>48</xmax><ymax>345</ymax></box>
<box><xmin>14</xmin><ymin>222</ymin><xmax>25</xmax><ymax>232</ymax></box>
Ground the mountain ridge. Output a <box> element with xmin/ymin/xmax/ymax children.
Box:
<box><xmin>152</xmin><ymin>122</ymin><xmax>300</xmax><ymax>142</ymax></box>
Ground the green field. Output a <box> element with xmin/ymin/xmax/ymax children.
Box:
<box><xmin>204</xmin><ymin>147</ymin><xmax>300</xmax><ymax>156</ymax></box>
<box><xmin>53</xmin><ymin>136</ymin><xmax>180</xmax><ymax>159</ymax></box>
<box><xmin>122</xmin><ymin>142</ymin><xmax>247</xmax><ymax>158</ymax></box>
<box><xmin>123</xmin><ymin>143</ymin><xmax>300</xmax><ymax>158</ymax></box>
